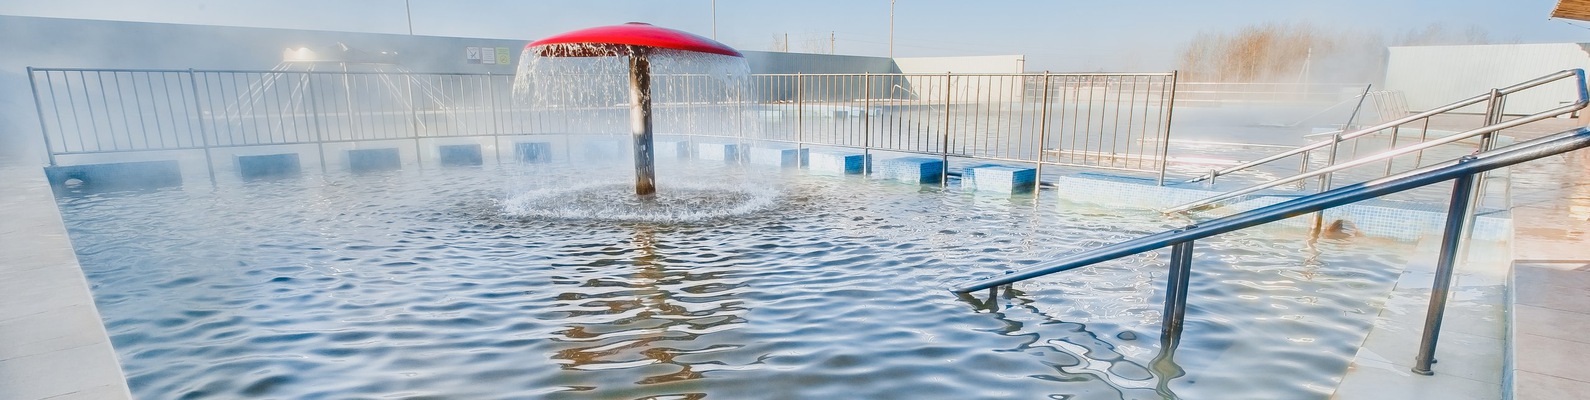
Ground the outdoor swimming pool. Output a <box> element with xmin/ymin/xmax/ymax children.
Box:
<box><xmin>57</xmin><ymin>158</ymin><xmax>1414</xmax><ymax>399</ymax></box>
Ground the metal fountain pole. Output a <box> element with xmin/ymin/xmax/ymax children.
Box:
<box><xmin>629</xmin><ymin>46</ymin><xmax>657</xmax><ymax>196</ymax></box>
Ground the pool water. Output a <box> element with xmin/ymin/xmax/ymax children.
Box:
<box><xmin>57</xmin><ymin>160</ymin><xmax>1412</xmax><ymax>399</ymax></box>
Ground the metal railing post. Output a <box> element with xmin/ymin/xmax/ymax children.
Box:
<box><xmin>1155</xmin><ymin>72</ymin><xmax>1178</xmax><ymax>186</ymax></box>
<box><xmin>864</xmin><ymin>73</ymin><xmax>872</xmax><ymax>170</ymax></box>
<box><xmin>1457</xmin><ymin>89</ymin><xmax>1506</xmax><ymax>265</ymax></box>
<box><xmin>1034</xmin><ymin>72</ymin><xmax>1052</xmax><ymax>193</ymax></box>
<box><xmin>796</xmin><ymin>73</ymin><xmax>804</xmax><ymax>150</ymax></box>
<box><xmin>941</xmin><ymin>72</ymin><xmax>953</xmax><ymax>186</ymax></box>
<box><xmin>303</xmin><ymin>72</ymin><xmax>329</xmax><ymax>174</ymax></box>
<box><xmin>185</xmin><ymin>69</ymin><xmax>218</xmax><ymax>186</ymax></box>
<box><xmin>1162</xmin><ymin>239</ymin><xmax>1195</xmax><ymax>340</ymax></box>
<box><xmin>407</xmin><ymin>73</ymin><xmax>424</xmax><ymax>169</ymax></box>
<box><xmin>27</xmin><ymin>67</ymin><xmax>59</xmax><ymax>167</ymax></box>
<box><xmin>1412</xmin><ymin>155</ymin><xmax>1479</xmax><ymax>375</ymax></box>
<box><xmin>487</xmin><ymin>73</ymin><xmax>502</xmax><ymax>166</ymax></box>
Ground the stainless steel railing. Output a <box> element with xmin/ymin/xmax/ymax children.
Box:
<box><xmin>1185</xmin><ymin>69</ymin><xmax>1586</xmax><ymax>187</ymax></box>
<box><xmin>743</xmin><ymin>73</ymin><xmax>1180</xmax><ymax>180</ymax></box>
<box><xmin>29</xmin><ymin>68</ymin><xmax>1180</xmax><ymax>184</ymax></box>
<box><xmin>1166</xmin><ymin>69</ymin><xmax>1588</xmax><ymax>214</ymax></box>
<box><xmin>952</xmin><ymin>125</ymin><xmax>1590</xmax><ymax>376</ymax></box>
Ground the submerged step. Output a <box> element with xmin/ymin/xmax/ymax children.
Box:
<box><xmin>348</xmin><ymin>148</ymin><xmax>401</xmax><ymax>172</ymax></box>
<box><xmin>697</xmin><ymin>142</ymin><xmax>745</xmax><ymax>162</ymax></box>
<box><xmin>44</xmin><ymin>160</ymin><xmax>183</xmax><ymax>190</ymax></box>
<box><xmin>749</xmin><ymin>146</ymin><xmax>808</xmax><ymax>168</ymax></box>
<box><xmin>515</xmin><ymin>141</ymin><xmax>553</xmax><ymax>163</ymax></box>
<box><xmin>236</xmin><ymin>153</ymin><xmax>302</xmax><ymax>179</ymax></box>
<box><xmin>582</xmin><ymin>137</ymin><xmax>627</xmax><ymax>161</ymax></box>
<box><xmin>654</xmin><ymin>139</ymin><xmax>691</xmax><ymax>158</ymax></box>
<box><xmin>438</xmin><ymin>144</ymin><xmax>482</xmax><ymax>166</ymax></box>
<box><xmin>964</xmin><ymin>164</ymin><xmax>1036</xmax><ymax>193</ymax></box>
<box><xmin>873</xmin><ymin>156</ymin><xmax>945</xmax><ymax>184</ymax></box>
<box><xmin>807</xmin><ymin>151</ymin><xmax>870</xmax><ymax>175</ymax></box>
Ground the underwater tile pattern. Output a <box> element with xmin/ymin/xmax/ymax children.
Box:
<box><xmin>963</xmin><ymin>164</ymin><xmax>1037</xmax><ymax>193</ymax></box>
<box><xmin>697</xmin><ymin>142</ymin><xmax>744</xmax><ymax>162</ymax></box>
<box><xmin>807</xmin><ymin>151</ymin><xmax>869</xmax><ymax>175</ymax></box>
<box><xmin>873</xmin><ymin>157</ymin><xmax>945</xmax><ymax>184</ymax></box>
<box><xmin>653</xmin><ymin>140</ymin><xmax>691</xmax><ymax>159</ymax></box>
<box><xmin>514</xmin><ymin>142</ymin><xmax>553</xmax><ymax>163</ymax></box>
<box><xmin>748</xmin><ymin>147</ymin><xmax>808</xmax><ymax>168</ymax></box>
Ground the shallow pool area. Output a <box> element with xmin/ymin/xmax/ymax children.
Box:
<box><xmin>55</xmin><ymin>160</ymin><xmax>1420</xmax><ymax>399</ymax></box>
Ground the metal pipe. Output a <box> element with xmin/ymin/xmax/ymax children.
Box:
<box><xmin>1162</xmin><ymin>239</ymin><xmax>1195</xmax><ymax>339</ymax></box>
<box><xmin>796</xmin><ymin>73</ymin><xmax>804</xmax><ymax>149</ymax></box>
<box><xmin>1155</xmin><ymin>72</ymin><xmax>1178</xmax><ymax>186</ymax></box>
<box><xmin>1034</xmin><ymin>72</ymin><xmax>1052</xmax><ymax>193</ymax></box>
<box><xmin>1164</xmin><ymin>102</ymin><xmax>1585</xmax><ymax>214</ymax></box>
<box><xmin>941</xmin><ymin>72</ymin><xmax>952</xmax><ymax>186</ymax></box>
<box><xmin>1412</xmin><ymin>156</ymin><xmax>1478</xmax><ymax>376</ymax></box>
<box><xmin>864</xmin><ymin>73</ymin><xmax>872</xmax><ymax>169</ymax></box>
<box><xmin>1313</xmin><ymin>85</ymin><xmax>1371</xmax><ymax>230</ymax></box>
<box><xmin>1187</xmin><ymin>69</ymin><xmax>1585</xmax><ymax>183</ymax></box>
<box><xmin>629</xmin><ymin>48</ymin><xmax>657</xmax><ymax>196</ymax></box>
<box><xmin>27</xmin><ymin>67</ymin><xmax>59</xmax><ymax>167</ymax></box>
<box><xmin>303</xmin><ymin>73</ymin><xmax>329</xmax><ymax>173</ymax></box>
<box><xmin>185</xmin><ymin>69</ymin><xmax>218</xmax><ymax>186</ymax></box>
<box><xmin>952</xmin><ymin>126</ymin><xmax>1590</xmax><ymax>293</ymax></box>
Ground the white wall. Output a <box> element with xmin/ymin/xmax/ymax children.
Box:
<box><xmin>894</xmin><ymin>55</ymin><xmax>1025</xmax><ymax>74</ymax></box>
<box><xmin>893</xmin><ymin>55</ymin><xmax>1026</xmax><ymax>103</ymax></box>
<box><xmin>1384</xmin><ymin>43</ymin><xmax>1590</xmax><ymax>114</ymax></box>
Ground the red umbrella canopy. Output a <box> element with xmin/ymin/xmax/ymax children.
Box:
<box><xmin>527</xmin><ymin>22</ymin><xmax>743</xmax><ymax>58</ymax></box>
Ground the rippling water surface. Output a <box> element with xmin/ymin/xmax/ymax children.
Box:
<box><xmin>57</xmin><ymin>160</ymin><xmax>1411</xmax><ymax>399</ymax></box>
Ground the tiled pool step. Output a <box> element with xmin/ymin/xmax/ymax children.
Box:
<box><xmin>1508</xmin><ymin>262</ymin><xmax>1590</xmax><ymax>399</ymax></box>
<box><xmin>962</xmin><ymin>164</ymin><xmax>1037</xmax><ymax>194</ymax></box>
<box><xmin>1053</xmin><ymin>172</ymin><xmax>1511</xmax><ymax>242</ymax></box>
<box><xmin>872</xmin><ymin>157</ymin><xmax>944</xmax><ymax>184</ymax></box>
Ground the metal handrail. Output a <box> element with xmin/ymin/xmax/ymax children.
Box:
<box><xmin>953</xmin><ymin>126</ymin><xmax>1590</xmax><ymax>292</ymax></box>
<box><xmin>1185</xmin><ymin>69</ymin><xmax>1587</xmax><ymax>184</ymax></box>
<box><xmin>1162</xmin><ymin>97</ymin><xmax>1588</xmax><ymax>214</ymax></box>
<box><xmin>951</xmin><ymin>125</ymin><xmax>1590</xmax><ymax>375</ymax></box>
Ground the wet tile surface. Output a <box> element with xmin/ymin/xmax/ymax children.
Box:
<box><xmin>0</xmin><ymin>164</ymin><xmax>131</xmax><ymax>400</ymax></box>
<box><xmin>1504</xmin><ymin>132</ymin><xmax>1590</xmax><ymax>400</ymax></box>
<box><xmin>1334</xmin><ymin>235</ymin><xmax>1508</xmax><ymax>398</ymax></box>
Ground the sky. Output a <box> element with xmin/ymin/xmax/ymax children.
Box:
<box><xmin>1</xmin><ymin>0</ymin><xmax>1587</xmax><ymax>72</ymax></box>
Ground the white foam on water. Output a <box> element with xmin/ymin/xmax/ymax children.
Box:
<box><xmin>502</xmin><ymin>180</ymin><xmax>780</xmax><ymax>223</ymax></box>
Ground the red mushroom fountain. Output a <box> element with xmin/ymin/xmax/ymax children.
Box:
<box><xmin>526</xmin><ymin>23</ymin><xmax>743</xmax><ymax>196</ymax></box>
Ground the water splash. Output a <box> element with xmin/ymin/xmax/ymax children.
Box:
<box><xmin>513</xmin><ymin>47</ymin><xmax>754</xmax><ymax>138</ymax></box>
<box><xmin>502</xmin><ymin>181</ymin><xmax>779</xmax><ymax>223</ymax></box>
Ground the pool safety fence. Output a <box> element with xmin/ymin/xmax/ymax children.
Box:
<box><xmin>29</xmin><ymin>68</ymin><xmax>1179</xmax><ymax>185</ymax></box>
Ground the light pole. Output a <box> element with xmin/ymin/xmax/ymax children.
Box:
<box><xmin>889</xmin><ymin>0</ymin><xmax>895</xmax><ymax>58</ymax></box>
<box><xmin>712</xmin><ymin>0</ymin><xmax>718</xmax><ymax>40</ymax></box>
<box><xmin>405</xmin><ymin>0</ymin><xmax>414</xmax><ymax>35</ymax></box>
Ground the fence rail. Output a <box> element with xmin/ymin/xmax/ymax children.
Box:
<box><xmin>29</xmin><ymin>67</ymin><xmax>1180</xmax><ymax>183</ymax></box>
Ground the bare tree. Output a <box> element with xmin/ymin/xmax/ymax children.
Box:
<box><xmin>1177</xmin><ymin>22</ymin><xmax>1487</xmax><ymax>84</ymax></box>
<box><xmin>770</xmin><ymin>33</ymin><xmax>787</xmax><ymax>52</ymax></box>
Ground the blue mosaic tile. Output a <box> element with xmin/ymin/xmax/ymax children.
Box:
<box><xmin>236</xmin><ymin>153</ymin><xmax>301</xmax><ymax>179</ymax></box>
<box><xmin>807</xmin><ymin>151</ymin><xmax>870</xmax><ymax>175</ymax></box>
<box><xmin>348</xmin><ymin>148</ymin><xmax>401</xmax><ymax>172</ymax></box>
<box><xmin>515</xmin><ymin>142</ymin><xmax>553</xmax><ymax>163</ymax></box>
<box><xmin>873</xmin><ymin>157</ymin><xmax>945</xmax><ymax>184</ymax></box>
<box><xmin>697</xmin><ymin>142</ymin><xmax>744</xmax><ymax>162</ymax></box>
<box><xmin>582</xmin><ymin>138</ymin><xmax>628</xmax><ymax>161</ymax></box>
<box><xmin>749</xmin><ymin>147</ymin><xmax>808</xmax><ymax>168</ymax></box>
<box><xmin>654</xmin><ymin>140</ymin><xmax>691</xmax><ymax>158</ymax></box>
<box><xmin>438</xmin><ymin>144</ymin><xmax>482</xmax><ymax>166</ymax></box>
<box><xmin>963</xmin><ymin>164</ymin><xmax>1037</xmax><ymax>193</ymax></box>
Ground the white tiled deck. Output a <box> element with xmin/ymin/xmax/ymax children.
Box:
<box><xmin>0</xmin><ymin>160</ymin><xmax>131</xmax><ymax>400</ymax></box>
